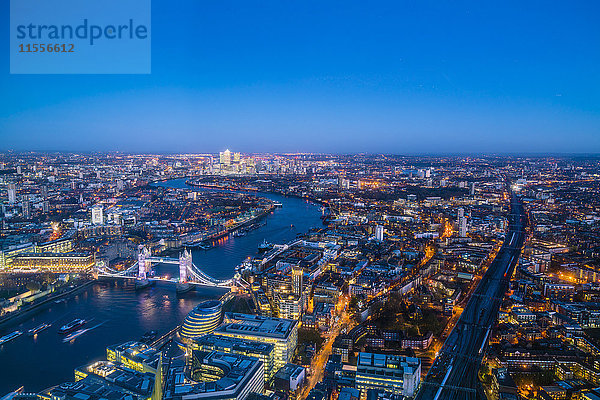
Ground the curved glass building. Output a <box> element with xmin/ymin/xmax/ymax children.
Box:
<box><xmin>181</xmin><ymin>300</ymin><xmax>222</xmax><ymax>339</ymax></box>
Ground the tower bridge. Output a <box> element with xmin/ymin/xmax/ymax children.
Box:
<box><xmin>95</xmin><ymin>246</ymin><xmax>238</xmax><ymax>289</ymax></box>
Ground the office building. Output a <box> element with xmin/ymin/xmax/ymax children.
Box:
<box><xmin>583</xmin><ymin>391</ymin><xmax>600</xmax><ymax>400</ymax></box>
<box><xmin>292</xmin><ymin>265</ymin><xmax>303</xmax><ymax>296</ymax></box>
<box><xmin>36</xmin><ymin>238</ymin><xmax>73</xmax><ymax>253</ymax></box>
<box><xmin>401</xmin><ymin>331</ymin><xmax>434</xmax><ymax>350</ymax></box>
<box><xmin>339</xmin><ymin>388</ymin><xmax>361</xmax><ymax>400</ymax></box>
<box><xmin>180</xmin><ymin>300</ymin><xmax>222</xmax><ymax>339</ymax></box>
<box><xmin>276</xmin><ymin>292</ymin><xmax>304</xmax><ymax>320</ymax></box>
<box><xmin>106</xmin><ymin>341</ymin><xmax>161</xmax><ymax>374</ymax></box>
<box><xmin>355</xmin><ymin>352</ymin><xmax>421</xmax><ymax>398</ymax></box>
<box><xmin>91</xmin><ymin>206</ymin><xmax>104</xmax><ymax>225</ymax></box>
<box><xmin>73</xmin><ymin>361</ymin><xmax>157</xmax><ymax>399</ymax></box>
<box><xmin>22</xmin><ymin>198</ymin><xmax>31</xmax><ymax>219</ymax></box>
<box><xmin>375</xmin><ymin>225</ymin><xmax>384</xmax><ymax>242</ymax></box>
<box><xmin>46</xmin><ymin>373</ymin><xmax>156</xmax><ymax>400</ymax></box>
<box><xmin>333</xmin><ymin>335</ymin><xmax>352</xmax><ymax>363</ymax></box>
<box><xmin>11</xmin><ymin>252</ymin><xmax>94</xmax><ymax>272</ymax></box>
<box><xmin>7</xmin><ymin>183</ymin><xmax>16</xmax><ymax>204</ymax></box>
<box><xmin>457</xmin><ymin>207</ymin><xmax>467</xmax><ymax>237</ymax></box>
<box><xmin>490</xmin><ymin>368</ymin><xmax>519</xmax><ymax>400</ymax></box>
<box><xmin>214</xmin><ymin>313</ymin><xmax>298</xmax><ymax>371</ymax></box>
<box><xmin>220</xmin><ymin>149</ymin><xmax>232</xmax><ymax>166</ymax></box>
<box><xmin>191</xmin><ymin>334</ymin><xmax>276</xmax><ymax>382</ymax></box>
<box><xmin>163</xmin><ymin>351</ymin><xmax>264</xmax><ymax>400</ymax></box>
<box><xmin>459</xmin><ymin>215</ymin><xmax>468</xmax><ymax>238</ymax></box>
<box><xmin>274</xmin><ymin>363</ymin><xmax>306</xmax><ymax>392</ymax></box>
<box><xmin>265</xmin><ymin>265</ymin><xmax>306</xmax><ymax>319</ymax></box>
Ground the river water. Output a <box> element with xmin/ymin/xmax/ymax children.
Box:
<box><xmin>0</xmin><ymin>179</ymin><xmax>322</xmax><ymax>394</ymax></box>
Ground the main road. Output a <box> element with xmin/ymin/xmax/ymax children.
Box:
<box><xmin>415</xmin><ymin>192</ymin><xmax>527</xmax><ymax>400</ymax></box>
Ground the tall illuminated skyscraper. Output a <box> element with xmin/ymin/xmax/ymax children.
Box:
<box><xmin>457</xmin><ymin>207</ymin><xmax>467</xmax><ymax>238</ymax></box>
<box><xmin>220</xmin><ymin>149</ymin><xmax>232</xmax><ymax>166</ymax></box>
<box><xmin>292</xmin><ymin>265</ymin><xmax>303</xmax><ymax>297</ymax></box>
<box><xmin>375</xmin><ymin>225</ymin><xmax>384</xmax><ymax>242</ymax></box>
<box><xmin>7</xmin><ymin>183</ymin><xmax>16</xmax><ymax>204</ymax></box>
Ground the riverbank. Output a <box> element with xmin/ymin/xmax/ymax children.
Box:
<box><xmin>0</xmin><ymin>179</ymin><xmax>323</xmax><ymax>394</ymax></box>
<box><xmin>185</xmin><ymin>179</ymin><xmax>330</xmax><ymax>207</ymax></box>
<box><xmin>0</xmin><ymin>279</ymin><xmax>96</xmax><ymax>331</ymax></box>
<box><xmin>149</xmin><ymin>179</ymin><xmax>278</xmax><ymax>250</ymax></box>
<box><xmin>222</xmin><ymin>204</ymin><xmax>275</xmax><ymax>237</ymax></box>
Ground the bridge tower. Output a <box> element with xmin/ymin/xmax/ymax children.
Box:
<box><xmin>179</xmin><ymin>249</ymin><xmax>192</xmax><ymax>283</ymax></box>
<box><xmin>176</xmin><ymin>249</ymin><xmax>193</xmax><ymax>293</ymax></box>
<box><xmin>138</xmin><ymin>245</ymin><xmax>151</xmax><ymax>280</ymax></box>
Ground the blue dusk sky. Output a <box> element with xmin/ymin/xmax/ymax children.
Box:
<box><xmin>0</xmin><ymin>1</ymin><xmax>599</xmax><ymax>154</ymax></box>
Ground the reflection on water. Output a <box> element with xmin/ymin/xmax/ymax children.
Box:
<box><xmin>0</xmin><ymin>280</ymin><xmax>221</xmax><ymax>393</ymax></box>
<box><xmin>0</xmin><ymin>179</ymin><xmax>322</xmax><ymax>394</ymax></box>
<box><xmin>157</xmin><ymin>179</ymin><xmax>323</xmax><ymax>280</ymax></box>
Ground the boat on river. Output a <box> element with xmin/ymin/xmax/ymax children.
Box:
<box><xmin>58</xmin><ymin>319</ymin><xmax>86</xmax><ymax>334</ymax></box>
<box><xmin>28</xmin><ymin>323</ymin><xmax>52</xmax><ymax>336</ymax></box>
<box><xmin>0</xmin><ymin>330</ymin><xmax>22</xmax><ymax>345</ymax></box>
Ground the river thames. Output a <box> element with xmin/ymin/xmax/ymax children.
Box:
<box><xmin>0</xmin><ymin>179</ymin><xmax>322</xmax><ymax>394</ymax></box>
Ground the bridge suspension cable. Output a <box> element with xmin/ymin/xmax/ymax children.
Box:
<box><xmin>186</xmin><ymin>262</ymin><xmax>235</xmax><ymax>287</ymax></box>
<box><xmin>95</xmin><ymin>249</ymin><xmax>236</xmax><ymax>288</ymax></box>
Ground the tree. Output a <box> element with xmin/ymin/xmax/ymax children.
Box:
<box><xmin>26</xmin><ymin>281</ymin><xmax>41</xmax><ymax>292</ymax></box>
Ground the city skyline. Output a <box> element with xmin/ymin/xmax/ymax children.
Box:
<box><xmin>2</xmin><ymin>1</ymin><xmax>600</xmax><ymax>399</ymax></box>
<box><xmin>1</xmin><ymin>152</ymin><xmax>600</xmax><ymax>399</ymax></box>
<box><xmin>1</xmin><ymin>1</ymin><xmax>600</xmax><ymax>153</ymax></box>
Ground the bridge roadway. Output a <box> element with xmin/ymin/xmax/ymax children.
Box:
<box><xmin>415</xmin><ymin>194</ymin><xmax>527</xmax><ymax>400</ymax></box>
<box><xmin>95</xmin><ymin>274</ymin><xmax>233</xmax><ymax>288</ymax></box>
<box><xmin>95</xmin><ymin>255</ymin><xmax>236</xmax><ymax>288</ymax></box>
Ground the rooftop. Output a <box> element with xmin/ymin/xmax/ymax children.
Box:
<box><xmin>164</xmin><ymin>351</ymin><xmax>263</xmax><ymax>400</ymax></box>
<box><xmin>357</xmin><ymin>352</ymin><xmax>421</xmax><ymax>377</ymax></box>
<box><xmin>192</xmin><ymin>333</ymin><xmax>274</xmax><ymax>355</ymax></box>
<box><xmin>215</xmin><ymin>313</ymin><xmax>297</xmax><ymax>340</ymax></box>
